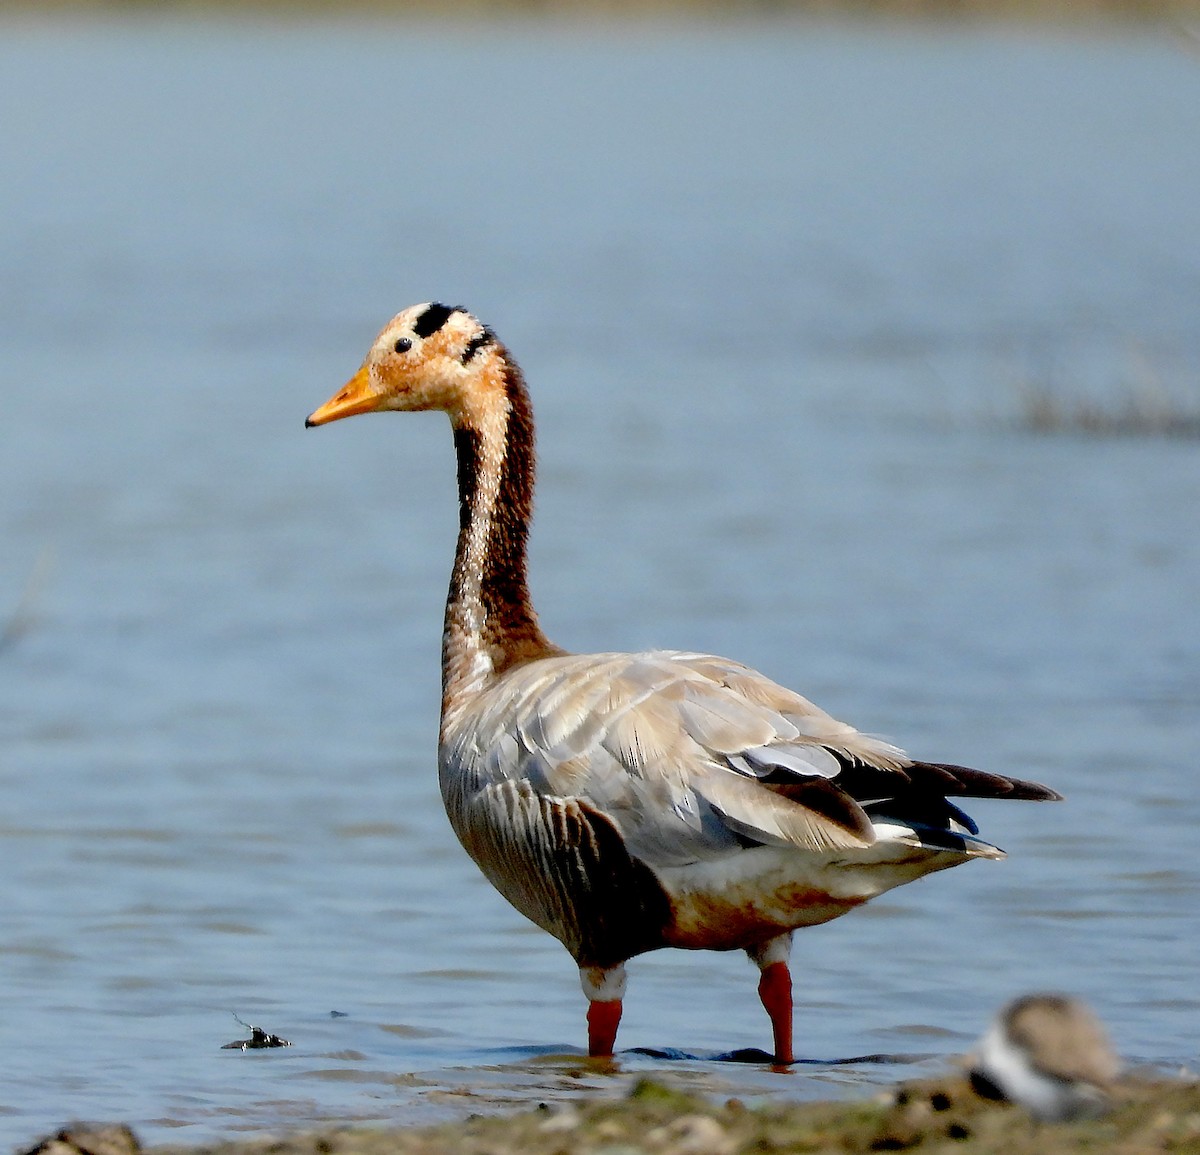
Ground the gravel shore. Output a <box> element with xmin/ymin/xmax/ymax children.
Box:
<box><xmin>21</xmin><ymin>1071</ymin><xmax>1200</xmax><ymax>1155</ymax></box>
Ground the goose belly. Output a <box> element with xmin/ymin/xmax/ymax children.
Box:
<box><xmin>656</xmin><ymin>840</ymin><xmax>976</xmax><ymax>951</ymax></box>
<box><xmin>439</xmin><ymin>768</ymin><xmax>675</xmax><ymax>967</ymax></box>
<box><xmin>439</xmin><ymin>763</ymin><xmax>981</xmax><ymax>963</ymax></box>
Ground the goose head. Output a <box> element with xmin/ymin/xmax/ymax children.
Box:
<box><xmin>306</xmin><ymin>302</ymin><xmax>503</xmax><ymax>428</ymax></box>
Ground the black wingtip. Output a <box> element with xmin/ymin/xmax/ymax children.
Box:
<box><xmin>1031</xmin><ymin>785</ymin><xmax>1066</xmax><ymax>802</ymax></box>
<box><xmin>995</xmin><ymin>775</ymin><xmax>1065</xmax><ymax>802</ymax></box>
<box><xmin>909</xmin><ymin>761</ymin><xmax>1064</xmax><ymax>802</ymax></box>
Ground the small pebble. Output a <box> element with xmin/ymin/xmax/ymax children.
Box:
<box><xmin>538</xmin><ymin>1105</ymin><xmax>582</xmax><ymax>1132</ymax></box>
<box><xmin>19</xmin><ymin>1125</ymin><xmax>139</xmax><ymax>1155</ymax></box>
<box><xmin>646</xmin><ymin>1114</ymin><xmax>734</xmax><ymax>1155</ymax></box>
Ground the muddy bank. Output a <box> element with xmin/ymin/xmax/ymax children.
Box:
<box><xmin>22</xmin><ymin>1071</ymin><xmax>1200</xmax><ymax>1155</ymax></box>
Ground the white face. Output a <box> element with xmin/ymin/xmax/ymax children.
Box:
<box><xmin>361</xmin><ymin>304</ymin><xmax>493</xmax><ymax>413</ymax></box>
<box><xmin>307</xmin><ymin>303</ymin><xmax>501</xmax><ymax>428</ymax></box>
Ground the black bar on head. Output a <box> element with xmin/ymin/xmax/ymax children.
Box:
<box><xmin>461</xmin><ymin>328</ymin><xmax>495</xmax><ymax>364</ymax></box>
<box><xmin>413</xmin><ymin>302</ymin><xmax>460</xmax><ymax>339</ymax></box>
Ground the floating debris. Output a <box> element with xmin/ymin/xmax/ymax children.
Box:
<box><xmin>1010</xmin><ymin>348</ymin><xmax>1200</xmax><ymax>439</ymax></box>
<box><xmin>220</xmin><ymin>1013</ymin><xmax>291</xmax><ymax>1051</ymax></box>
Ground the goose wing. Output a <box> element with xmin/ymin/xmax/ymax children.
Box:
<box><xmin>443</xmin><ymin>649</ymin><xmax>1043</xmax><ymax>868</ymax></box>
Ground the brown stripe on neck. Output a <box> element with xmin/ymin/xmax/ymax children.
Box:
<box><xmin>448</xmin><ymin>358</ymin><xmax>560</xmax><ymax>679</ymax></box>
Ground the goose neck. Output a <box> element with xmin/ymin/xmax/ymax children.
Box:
<box><xmin>441</xmin><ymin>366</ymin><xmax>556</xmax><ymax>709</ymax></box>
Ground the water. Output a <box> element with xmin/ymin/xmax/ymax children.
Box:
<box><xmin>2</xmin><ymin>11</ymin><xmax>1199</xmax><ymax>1145</ymax></box>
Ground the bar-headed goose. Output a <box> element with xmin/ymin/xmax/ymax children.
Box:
<box><xmin>306</xmin><ymin>303</ymin><xmax>1061</xmax><ymax>1063</ymax></box>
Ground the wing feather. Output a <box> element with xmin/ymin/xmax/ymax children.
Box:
<box><xmin>442</xmin><ymin>649</ymin><xmax>1056</xmax><ymax>874</ymax></box>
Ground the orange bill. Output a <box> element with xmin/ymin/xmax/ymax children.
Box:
<box><xmin>305</xmin><ymin>365</ymin><xmax>380</xmax><ymax>427</ymax></box>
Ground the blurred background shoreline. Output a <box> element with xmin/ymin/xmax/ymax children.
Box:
<box><xmin>3</xmin><ymin>0</ymin><xmax>1200</xmax><ymax>25</ymax></box>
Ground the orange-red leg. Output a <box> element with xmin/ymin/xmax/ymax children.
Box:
<box><xmin>757</xmin><ymin>960</ymin><xmax>795</xmax><ymax>1065</ymax></box>
<box><xmin>580</xmin><ymin>962</ymin><xmax>627</xmax><ymax>1057</ymax></box>
<box><xmin>586</xmin><ymin>998</ymin><xmax>623</xmax><ymax>1057</ymax></box>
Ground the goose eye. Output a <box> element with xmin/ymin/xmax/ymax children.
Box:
<box><xmin>394</xmin><ymin>337</ymin><xmax>413</xmax><ymax>354</ymax></box>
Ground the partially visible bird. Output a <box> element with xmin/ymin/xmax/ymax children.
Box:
<box><xmin>971</xmin><ymin>994</ymin><xmax>1119</xmax><ymax>1121</ymax></box>
<box><xmin>305</xmin><ymin>302</ymin><xmax>1062</xmax><ymax>1062</ymax></box>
